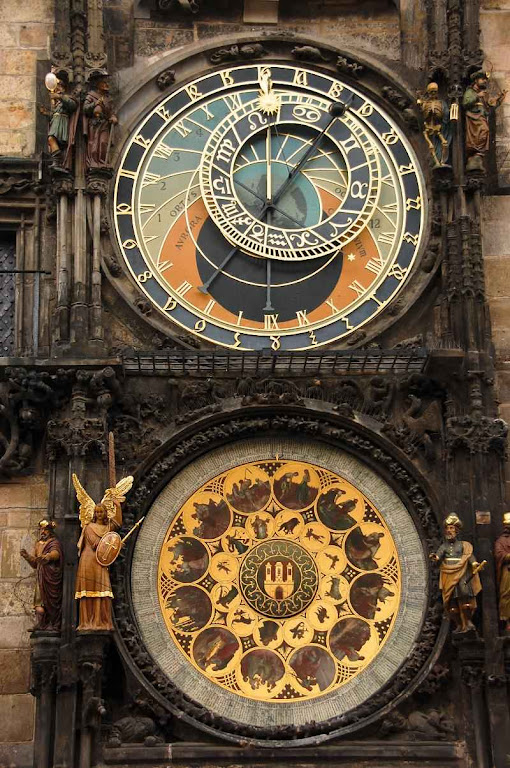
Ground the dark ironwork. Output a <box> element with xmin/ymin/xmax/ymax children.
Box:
<box><xmin>121</xmin><ymin>348</ymin><xmax>429</xmax><ymax>377</ymax></box>
<box><xmin>0</xmin><ymin>239</ymin><xmax>16</xmax><ymax>355</ymax></box>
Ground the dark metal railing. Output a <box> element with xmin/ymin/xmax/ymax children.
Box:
<box><xmin>121</xmin><ymin>347</ymin><xmax>429</xmax><ymax>377</ymax></box>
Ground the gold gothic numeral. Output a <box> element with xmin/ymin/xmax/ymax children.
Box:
<box><xmin>365</xmin><ymin>255</ymin><xmax>385</xmax><ymax>276</ymax></box>
<box><xmin>377</xmin><ymin>232</ymin><xmax>394</xmax><ymax>245</ymax></box>
<box><xmin>174</xmin><ymin>120</ymin><xmax>193</xmax><ymax>138</ymax></box>
<box><xmin>389</xmin><ymin>264</ymin><xmax>409</xmax><ymax>280</ymax></box>
<box><xmin>405</xmin><ymin>196</ymin><xmax>421</xmax><ymax>211</ymax></box>
<box><xmin>175</xmin><ymin>280</ymin><xmax>193</xmax><ymax>297</ymax></box>
<box><xmin>194</xmin><ymin>319</ymin><xmax>206</xmax><ymax>332</ymax></box>
<box><xmin>156</xmin><ymin>104</ymin><xmax>172</xmax><ymax>122</ymax></box>
<box><xmin>264</xmin><ymin>314</ymin><xmax>279</xmax><ymax>330</ymax></box>
<box><xmin>186</xmin><ymin>84</ymin><xmax>203</xmax><ymax>101</ymax></box>
<box><xmin>137</xmin><ymin>270</ymin><xmax>152</xmax><ymax>283</ymax></box>
<box><xmin>154</xmin><ymin>143</ymin><xmax>174</xmax><ymax>159</ymax></box>
<box><xmin>163</xmin><ymin>297</ymin><xmax>177</xmax><ymax>311</ymax></box>
<box><xmin>221</xmin><ymin>71</ymin><xmax>235</xmax><ymax>87</ymax></box>
<box><xmin>142</xmin><ymin>172</ymin><xmax>162</xmax><ymax>187</ymax></box>
<box><xmin>134</xmin><ymin>134</ymin><xmax>151</xmax><ymax>149</ymax></box>
<box><xmin>116</xmin><ymin>203</ymin><xmax>132</xmax><ymax>214</ymax></box>
<box><xmin>382</xmin><ymin>131</ymin><xmax>399</xmax><ymax>145</ymax></box>
<box><xmin>293</xmin><ymin>70</ymin><xmax>308</xmax><ymax>87</ymax></box>
<box><xmin>403</xmin><ymin>232</ymin><xmax>419</xmax><ymax>246</ymax></box>
<box><xmin>204</xmin><ymin>299</ymin><xmax>216</xmax><ymax>316</ymax></box>
<box><xmin>328</xmin><ymin>82</ymin><xmax>344</xmax><ymax>99</ymax></box>
<box><xmin>357</xmin><ymin>102</ymin><xmax>374</xmax><ymax>117</ymax></box>
<box><xmin>349</xmin><ymin>279</ymin><xmax>366</xmax><ymax>298</ymax></box>
<box><xmin>296</xmin><ymin>310</ymin><xmax>310</xmax><ymax>327</ymax></box>
<box><xmin>270</xmin><ymin>335</ymin><xmax>281</xmax><ymax>351</ymax></box>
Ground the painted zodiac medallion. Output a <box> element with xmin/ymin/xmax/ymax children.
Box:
<box><xmin>157</xmin><ymin>458</ymin><xmax>401</xmax><ymax>702</ymax></box>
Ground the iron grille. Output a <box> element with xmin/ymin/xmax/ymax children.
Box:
<box><xmin>0</xmin><ymin>238</ymin><xmax>15</xmax><ymax>356</ymax></box>
<box><xmin>121</xmin><ymin>348</ymin><xmax>429</xmax><ymax>377</ymax></box>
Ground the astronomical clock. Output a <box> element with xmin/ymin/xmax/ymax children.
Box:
<box><xmin>131</xmin><ymin>440</ymin><xmax>427</xmax><ymax>735</ymax></box>
<box><xmin>113</xmin><ymin>63</ymin><xmax>426</xmax><ymax>350</ymax></box>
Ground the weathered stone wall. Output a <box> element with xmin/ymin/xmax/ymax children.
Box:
<box><xmin>130</xmin><ymin>2</ymin><xmax>400</xmax><ymax>63</ymax></box>
<box><xmin>0</xmin><ymin>476</ymin><xmax>49</xmax><ymax>766</ymax></box>
<box><xmin>481</xmin><ymin>0</ymin><xmax>510</xmax><ymax>503</ymax></box>
<box><xmin>0</xmin><ymin>0</ymin><xmax>53</xmax><ymax>156</ymax></box>
<box><xmin>481</xmin><ymin>0</ymin><xmax>510</xmax><ymax>186</ymax></box>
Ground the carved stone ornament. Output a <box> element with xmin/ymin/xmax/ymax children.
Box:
<box><xmin>112</xmin><ymin>409</ymin><xmax>445</xmax><ymax>746</ymax></box>
<box><xmin>156</xmin><ymin>68</ymin><xmax>176</xmax><ymax>91</ymax></box>
<box><xmin>445</xmin><ymin>414</ymin><xmax>508</xmax><ymax>456</ymax></box>
<box><xmin>208</xmin><ymin>43</ymin><xmax>267</xmax><ymax>65</ymax></box>
<box><xmin>157</xmin><ymin>0</ymin><xmax>199</xmax><ymax>12</ymax></box>
<box><xmin>291</xmin><ymin>45</ymin><xmax>330</xmax><ymax>63</ymax></box>
<box><xmin>336</xmin><ymin>55</ymin><xmax>364</xmax><ymax>78</ymax></box>
<box><xmin>0</xmin><ymin>367</ymin><xmax>72</xmax><ymax>477</ymax></box>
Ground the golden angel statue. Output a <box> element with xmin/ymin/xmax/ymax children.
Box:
<box><xmin>73</xmin><ymin>473</ymin><xmax>133</xmax><ymax>631</ymax></box>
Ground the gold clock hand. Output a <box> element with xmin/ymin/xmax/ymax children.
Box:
<box><xmin>234</xmin><ymin>177</ymin><xmax>306</xmax><ymax>229</ymax></box>
<box><xmin>266</xmin><ymin>125</ymin><xmax>272</xmax><ymax>203</ymax></box>
<box><xmin>263</xmin><ymin>257</ymin><xmax>274</xmax><ymax>312</ymax></box>
<box><xmin>271</xmin><ymin>101</ymin><xmax>347</xmax><ymax>207</ymax></box>
<box><xmin>198</xmin><ymin>242</ymin><xmax>239</xmax><ymax>294</ymax></box>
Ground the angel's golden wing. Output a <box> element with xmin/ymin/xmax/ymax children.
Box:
<box><xmin>101</xmin><ymin>476</ymin><xmax>134</xmax><ymax>519</ymax></box>
<box><xmin>72</xmin><ymin>473</ymin><xmax>96</xmax><ymax>528</ymax></box>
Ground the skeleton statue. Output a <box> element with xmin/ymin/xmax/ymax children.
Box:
<box><xmin>73</xmin><ymin>473</ymin><xmax>133</xmax><ymax>631</ymax></box>
<box><xmin>417</xmin><ymin>82</ymin><xmax>452</xmax><ymax>168</ymax></box>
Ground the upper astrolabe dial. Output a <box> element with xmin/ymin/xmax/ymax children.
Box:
<box><xmin>114</xmin><ymin>62</ymin><xmax>426</xmax><ymax>350</ymax></box>
<box><xmin>200</xmin><ymin>68</ymin><xmax>381</xmax><ymax>261</ymax></box>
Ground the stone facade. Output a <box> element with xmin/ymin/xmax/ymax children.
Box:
<box><xmin>0</xmin><ymin>477</ymin><xmax>48</xmax><ymax>766</ymax></box>
<box><xmin>0</xmin><ymin>0</ymin><xmax>54</xmax><ymax>157</ymax></box>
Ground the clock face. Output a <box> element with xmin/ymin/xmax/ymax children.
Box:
<box><xmin>114</xmin><ymin>64</ymin><xmax>426</xmax><ymax>350</ymax></box>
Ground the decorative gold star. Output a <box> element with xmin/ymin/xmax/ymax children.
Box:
<box><xmin>347</xmin><ymin>253</ymin><xmax>356</xmax><ymax>261</ymax></box>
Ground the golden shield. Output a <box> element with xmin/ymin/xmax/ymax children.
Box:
<box><xmin>96</xmin><ymin>531</ymin><xmax>122</xmax><ymax>566</ymax></box>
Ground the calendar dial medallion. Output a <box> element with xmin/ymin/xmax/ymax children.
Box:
<box><xmin>114</xmin><ymin>63</ymin><xmax>426</xmax><ymax>350</ymax></box>
<box><xmin>156</xmin><ymin>458</ymin><xmax>401</xmax><ymax>703</ymax></box>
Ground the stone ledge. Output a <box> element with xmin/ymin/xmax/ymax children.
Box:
<box><xmin>103</xmin><ymin>741</ymin><xmax>462</xmax><ymax>764</ymax></box>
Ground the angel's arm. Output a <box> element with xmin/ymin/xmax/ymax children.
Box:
<box><xmin>101</xmin><ymin>476</ymin><xmax>133</xmax><ymax>527</ymax></box>
<box><xmin>112</xmin><ymin>500</ymin><xmax>122</xmax><ymax>527</ymax></box>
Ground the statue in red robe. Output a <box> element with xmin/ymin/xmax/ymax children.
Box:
<box><xmin>20</xmin><ymin>520</ymin><xmax>63</xmax><ymax>631</ymax></box>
